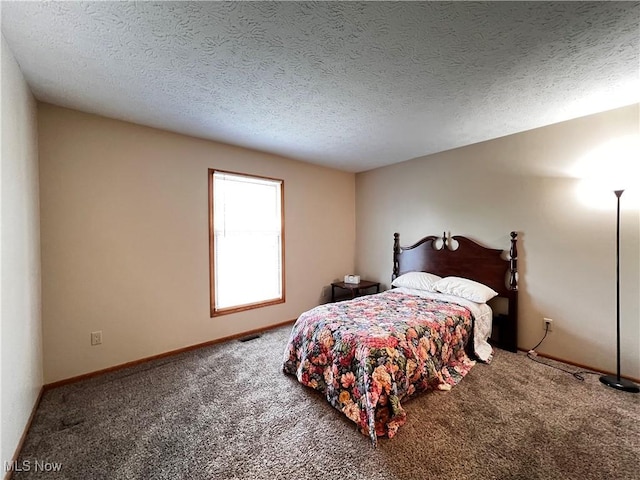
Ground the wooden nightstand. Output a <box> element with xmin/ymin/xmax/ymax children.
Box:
<box><xmin>331</xmin><ymin>280</ymin><xmax>380</xmax><ymax>302</ymax></box>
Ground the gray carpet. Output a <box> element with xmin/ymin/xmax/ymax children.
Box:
<box><xmin>14</xmin><ymin>325</ymin><xmax>640</xmax><ymax>480</ymax></box>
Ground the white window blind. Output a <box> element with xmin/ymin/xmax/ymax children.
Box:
<box><xmin>212</xmin><ymin>171</ymin><xmax>284</xmax><ymax>312</ymax></box>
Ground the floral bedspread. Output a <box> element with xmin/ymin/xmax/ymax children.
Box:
<box><xmin>282</xmin><ymin>290</ymin><xmax>475</xmax><ymax>445</ymax></box>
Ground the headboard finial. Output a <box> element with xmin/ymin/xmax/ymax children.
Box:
<box><xmin>392</xmin><ymin>233</ymin><xmax>400</xmax><ymax>281</ymax></box>
<box><xmin>509</xmin><ymin>231</ymin><xmax>518</xmax><ymax>291</ymax></box>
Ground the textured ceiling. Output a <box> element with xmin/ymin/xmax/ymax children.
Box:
<box><xmin>2</xmin><ymin>1</ymin><xmax>639</xmax><ymax>172</ymax></box>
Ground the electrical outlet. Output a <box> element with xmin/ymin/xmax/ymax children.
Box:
<box><xmin>91</xmin><ymin>331</ymin><xmax>102</xmax><ymax>346</ymax></box>
<box><xmin>543</xmin><ymin>318</ymin><xmax>553</xmax><ymax>332</ymax></box>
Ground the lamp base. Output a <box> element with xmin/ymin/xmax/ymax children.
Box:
<box><xmin>599</xmin><ymin>375</ymin><xmax>640</xmax><ymax>393</ymax></box>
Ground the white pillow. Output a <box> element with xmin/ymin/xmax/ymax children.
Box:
<box><xmin>433</xmin><ymin>276</ymin><xmax>498</xmax><ymax>303</ymax></box>
<box><xmin>391</xmin><ymin>272</ymin><xmax>442</xmax><ymax>291</ymax></box>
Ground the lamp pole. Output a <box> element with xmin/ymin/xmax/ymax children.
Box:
<box><xmin>599</xmin><ymin>189</ymin><xmax>639</xmax><ymax>393</ymax></box>
<box><xmin>614</xmin><ymin>189</ymin><xmax>622</xmax><ymax>381</ymax></box>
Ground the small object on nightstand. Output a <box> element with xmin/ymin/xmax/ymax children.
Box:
<box><xmin>331</xmin><ymin>280</ymin><xmax>380</xmax><ymax>302</ymax></box>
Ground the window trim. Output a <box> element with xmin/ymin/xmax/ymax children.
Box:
<box><xmin>208</xmin><ymin>169</ymin><xmax>286</xmax><ymax>317</ymax></box>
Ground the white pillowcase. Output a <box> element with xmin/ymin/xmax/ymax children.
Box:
<box><xmin>391</xmin><ymin>272</ymin><xmax>442</xmax><ymax>291</ymax></box>
<box><xmin>433</xmin><ymin>276</ymin><xmax>498</xmax><ymax>303</ymax></box>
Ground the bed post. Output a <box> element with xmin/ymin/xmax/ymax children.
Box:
<box><xmin>392</xmin><ymin>233</ymin><xmax>400</xmax><ymax>281</ymax></box>
<box><xmin>504</xmin><ymin>231</ymin><xmax>519</xmax><ymax>352</ymax></box>
<box><xmin>509</xmin><ymin>231</ymin><xmax>518</xmax><ymax>291</ymax></box>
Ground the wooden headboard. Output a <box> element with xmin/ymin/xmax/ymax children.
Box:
<box><xmin>392</xmin><ymin>232</ymin><xmax>519</xmax><ymax>352</ymax></box>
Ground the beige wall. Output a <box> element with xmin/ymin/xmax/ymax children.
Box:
<box><xmin>1</xmin><ymin>35</ymin><xmax>43</xmax><ymax>465</ymax></box>
<box><xmin>38</xmin><ymin>104</ymin><xmax>355</xmax><ymax>383</ymax></box>
<box><xmin>356</xmin><ymin>104</ymin><xmax>640</xmax><ymax>379</ymax></box>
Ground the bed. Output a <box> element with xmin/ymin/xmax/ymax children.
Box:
<box><xmin>282</xmin><ymin>232</ymin><xmax>518</xmax><ymax>445</ymax></box>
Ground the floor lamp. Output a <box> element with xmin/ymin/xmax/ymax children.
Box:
<box><xmin>599</xmin><ymin>189</ymin><xmax>639</xmax><ymax>393</ymax></box>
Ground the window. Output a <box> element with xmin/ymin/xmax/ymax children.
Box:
<box><xmin>208</xmin><ymin>169</ymin><xmax>285</xmax><ymax>316</ymax></box>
